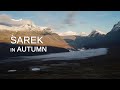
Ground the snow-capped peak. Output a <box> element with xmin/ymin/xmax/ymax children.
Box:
<box><xmin>0</xmin><ymin>14</ymin><xmax>54</xmax><ymax>33</ymax></box>
<box><xmin>111</xmin><ymin>21</ymin><xmax>120</xmax><ymax>32</ymax></box>
<box><xmin>89</xmin><ymin>30</ymin><xmax>106</xmax><ymax>37</ymax></box>
<box><xmin>79</xmin><ymin>32</ymin><xmax>88</xmax><ymax>36</ymax></box>
<box><xmin>58</xmin><ymin>31</ymin><xmax>78</xmax><ymax>36</ymax></box>
<box><xmin>39</xmin><ymin>27</ymin><xmax>49</xmax><ymax>30</ymax></box>
<box><xmin>19</xmin><ymin>21</ymin><xmax>37</xmax><ymax>30</ymax></box>
<box><xmin>0</xmin><ymin>20</ymin><xmax>53</xmax><ymax>31</ymax></box>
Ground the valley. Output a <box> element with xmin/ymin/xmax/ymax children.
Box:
<box><xmin>0</xmin><ymin>47</ymin><xmax>119</xmax><ymax>79</ymax></box>
<box><xmin>0</xmin><ymin>12</ymin><xmax>120</xmax><ymax>79</ymax></box>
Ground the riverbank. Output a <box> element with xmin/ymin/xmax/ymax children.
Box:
<box><xmin>0</xmin><ymin>47</ymin><xmax>120</xmax><ymax>79</ymax></box>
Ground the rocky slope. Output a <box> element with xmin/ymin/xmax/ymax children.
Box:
<box><xmin>0</xmin><ymin>22</ymin><xmax>71</xmax><ymax>49</ymax></box>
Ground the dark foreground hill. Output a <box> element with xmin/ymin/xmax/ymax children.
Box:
<box><xmin>0</xmin><ymin>43</ymin><xmax>69</xmax><ymax>59</ymax></box>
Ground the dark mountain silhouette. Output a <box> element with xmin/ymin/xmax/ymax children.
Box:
<box><xmin>0</xmin><ymin>43</ymin><xmax>69</xmax><ymax>59</ymax></box>
<box><xmin>104</xmin><ymin>21</ymin><xmax>120</xmax><ymax>47</ymax></box>
<box><xmin>63</xmin><ymin>30</ymin><xmax>106</xmax><ymax>49</ymax></box>
<box><xmin>63</xmin><ymin>21</ymin><xmax>120</xmax><ymax>49</ymax></box>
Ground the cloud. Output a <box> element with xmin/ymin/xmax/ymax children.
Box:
<box><xmin>95</xmin><ymin>13</ymin><xmax>110</xmax><ymax>17</ymax></box>
<box><xmin>11</xmin><ymin>18</ymin><xmax>23</xmax><ymax>21</ymax></box>
<box><xmin>32</xmin><ymin>11</ymin><xmax>82</xmax><ymax>31</ymax></box>
<box><xmin>63</xmin><ymin>11</ymin><xmax>77</xmax><ymax>26</ymax></box>
<box><xmin>48</xmin><ymin>24</ymin><xmax>67</xmax><ymax>31</ymax></box>
<box><xmin>57</xmin><ymin>31</ymin><xmax>78</xmax><ymax>36</ymax></box>
<box><xmin>47</xmin><ymin>11</ymin><xmax>78</xmax><ymax>31</ymax></box>
<box><xmin>80</xmin><ymin>32</ymin><xmax>88</xmax><ymax>36</ymax></box>
<box><xmin>79</xmin><ymin>21</ymin><xmax>87</xmax><ymax>24</ymax></box>
<box><xmin>0</xmin><ymin>14</ymin><xmax>34</xmax><ymax>27</ymax></box>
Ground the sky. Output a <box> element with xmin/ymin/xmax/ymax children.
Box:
<box><xmin>0</xmin><ymin>11</ymin><xmax>120</xmax><ymax>35</ymax></box>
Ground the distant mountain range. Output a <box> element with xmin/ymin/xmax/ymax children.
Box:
<box><xmin>62</xmin><ymin>21</ymin><xmax>120</xmax><ymax>49</ymax></box>
<box><xmin>0</xmin><ymin>20</ymin><xmax>120</xmax><ymax>50</ymax></box>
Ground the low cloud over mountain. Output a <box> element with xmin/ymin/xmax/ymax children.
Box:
<box><xmin>58</xmin><ymin>31</ymin><xmax>78</xmax><ymax>36</ymax></box>
<box><xmin>0</xmin><ymin>14</ymin><xmax>34</xmax><ymax>27</ymax></box>
<box><xmin>0</xmin><ymin>14</ymin><xmax>71</xmax><ymax>49</ymax></box>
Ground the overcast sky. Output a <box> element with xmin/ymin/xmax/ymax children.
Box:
<box><xmin>0</xmin><ymin>11</ymin><xmax>120</xmax><ymax>35</ymax></box>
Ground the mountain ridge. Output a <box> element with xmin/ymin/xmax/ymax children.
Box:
<box><xmin>63</xmin><ymin>21</ymin><xmax>120</xmax><ymax>49</ymax></box>
<box><xmin>88</xmin><ymin>30</ymin><xmax>106</xmax><ymax>37</ymax></box>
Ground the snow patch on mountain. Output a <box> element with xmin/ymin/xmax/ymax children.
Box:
<box><xmin>111</xmin><ymin>21</ymin><xmax>120</xmax><ymax>32</ymax></box>
<box><xmin>58</xmin><ymin>31</ymin><xmax>78</xmax><ymax>36</ymax></box>
<box><xmin>0</xmin><ymin>14</ymin><xmax>53</xmax><ymax>32</ymax></box>
<box><xmin>89</xmin><ymin>30</ymin><xmax>106</xmax><ymax>37</ymax></box>
<box><xmin>79</xmin><ymin>32</ymin><xmax>88</xmax><ymax>36</ymax></box>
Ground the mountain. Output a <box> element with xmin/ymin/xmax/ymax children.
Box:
<box><xmin>61</xmin><ymin>35</ymin><xmax>78</xmax><ymax>49</ymax></box>
<box><xmin>111</xmin><ymin>21</ymin><xmax>120</xmax><ymax>32</ymax></box>
<box><xmin>104</xmin><ymin>21</ymin><xmax>120</xmax><ymax>47</ymax></box>
<box><xmin>0</xmin><ymin>22</ymin><xmax>72</xmax><ymax>58</ymax></box>
<box><xmin>0</xmin><ymin>21</ymin><xmax>52</xmax><ymax>31</ymax></box>
<box><xmin>63</xmin><ymin>21</ymin><xmax>120</xmax><ymax>49</ymax></box>
<box><xmin>89</xmin><ymin>30</ymin><xmax>106</xmax><ymax>37</ymax></box>
<box><xmin>62</xmin><ymin>30</ymin><xmax>106</xmax><ymax>49</ymax></box>
<box><xmin>79</xmin><ymin>32</ymin><xmax>88</xmax><ymax>37</ymax></box>
<box><xmin>0</xmin><ymin>23</ymin><xmax>71</xmax><ymax>49</ymax></box>
<box><xmin>107</xmin><ymin>21</ymin><xmax>120</xmax><ymax>34</ymax></box>
<box><xmin>61</xmin><ymin>35</ymin><xmax>77</xmax><ymax>40</ymax></box>
<box><xmin>86</xmin><ymin>22</ymin><xmax>120</xmax><ymax>48</ymax></box>
<box><xmin>58</xmin><ymin>31</ymin><xmax>78</xmax><ymax>36</ymax></box>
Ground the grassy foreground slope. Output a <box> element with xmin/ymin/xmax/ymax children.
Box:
<box><xmin>0</xmin><ymin>30</ymin><xmax>71</xmax><ymax>49</ymax></box>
